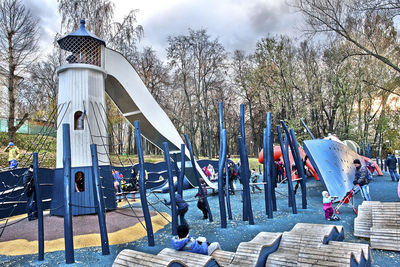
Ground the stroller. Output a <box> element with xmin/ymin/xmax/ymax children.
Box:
<box><xmin>334</xmin><ymin>185</ymin><xmax>359</xmax><ymax>215</ymax></box>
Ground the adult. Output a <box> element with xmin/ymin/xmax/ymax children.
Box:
<box><xmin>195</xmin><ymin>178</ymin><xmax>208</xmax><ymax>219</ymax></box>
<box><xmin>386</xmin><ymin>153</ymin><xmax>399</xmax><ymax>182</ymax></box>
<box><xmin>165</xmin><ymin>193</ymin><xmax>189</xmax><ymax>226</ymax></box>
<box><xmin>353</xmin><ymin>159</ymin><xmax>371</xmax><ymax>201</ymax></box>
<box><xmin>23</xmin><ymin>165</ymin><xmax>38</xmax><ymax>221</ymax></box>
<box><xmin>227</xmin><ymin>161</ymin><xmax>236</xmax><ymax>195</ymax></box>
<box><xmin>171</xmin><ymin>224</ymin><xmax>221</xmax><ymax>255</ymax></box>
<box><xmin>4</xmin><ymin>142</ymin><xmax>20</xmax><ymax>169</ymax></box>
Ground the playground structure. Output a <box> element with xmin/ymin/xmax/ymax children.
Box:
<box><xmin>354</xmin><ymin>201</ymin><xmax>400</xmax><ymax>251</ymax></box>
<box><xmin>1</xmin><ymin>19</ymin><xmax>399</xmax><ymax>267</ymax></box>
<box><xmin>113</xmin><ymin>222</ymin><xmax>371</xmax><ymax>267</ymax></box>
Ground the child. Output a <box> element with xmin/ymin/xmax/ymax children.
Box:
<box><xmin>195</xmin><ymin>178</ymin><xmax>208</xmax><ymax>219</ymax></box>
<box><xmin>322</xmin><ymin>191</ymin><xmax>338</xmax><ymax>221</ymax></box>
<box><xmin>171</xmin><ymin>224</ymin><xmax>221</xmax><ymax>255</ymax></box>
<box><xmin>165</xmin><ymin>193</ymin><xmax>189</xmax><ymax>226</ymax></box>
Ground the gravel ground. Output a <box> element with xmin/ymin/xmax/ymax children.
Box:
<box><xmin>1</xmin><ymin>172</ymin><xmax>399</xmax><ymax>266</ymax></box>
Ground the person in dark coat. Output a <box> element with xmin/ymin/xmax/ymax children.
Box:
<box><xmin>195</xmin><ymin>179</ymin><xmax>208</xmax><ymax>219</ymax></box>
<box><xmin>353</xmin><ymin>159</ymin><xmax>371</xmax><ymax>201</ymax></box>
<box><xmin>23</xmin><ymin>165</ymin><xmax>38</xmax><ymax>221</ymax></box>
<box><xmin>386</xmin><ymin>153</ymin><xmax>399</xmax><ymax>182</ymax></box>
<box><xmin>227</xmin><ymin>161</ymin><xmax>236</xmax><ymax>195</ymax></box>
<box><xmin>165</xmin><ymin>193</ymin><xmax>189</xmax><ymax>226</ymax></box>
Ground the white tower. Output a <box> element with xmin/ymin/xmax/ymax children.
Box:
<box><xmin>54</xmin><ymin>20</ymin><xmax>110</xmax><ymax>212</ymax></box>
<box><xmin>56</xmin><ymin>20</ymin><xmax>109</xmax><ymax>168</ymax></box>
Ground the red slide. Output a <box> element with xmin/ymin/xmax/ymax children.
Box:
<box><xmin>258</xmin><ymin>146</ymin><xmax>320</xmax><ymax>181</ymax></box>
<box><xmin>362</xmin><ymin>156</ymin><xmax>383</xmax><ymax>176</ymax></box>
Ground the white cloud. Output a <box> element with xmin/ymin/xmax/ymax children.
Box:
<box><xmin>22</xmin><ymin>0</ymin><xmax>304</xmax><ymax>59</ymax></box>
<box><xmin>114</xmin><ymin>0</ymin><xmax>304</xmax><ymax>59</ymax></box>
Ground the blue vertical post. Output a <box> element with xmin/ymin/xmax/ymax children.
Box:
<box><xmin>362</xmin><ymin>142</ymin><xmax>365</xmax><ymax>156</ymax></box>
<box><xmin>179</xmin><ymin>144</ymin><xmax>185</xmax><ymax>197</ymax></box>
<box><xmin>184</xmin><ymin>135</ymin><xmax>213</xmax><ymax>222</ymax></box>
<box><xmin>224</xmin><ymin>157</ymin><xmax>233</xmax><ymax>220</ymax></box>
<box><xmin>238</xmin><ymin>136</ymin><xmax>254</xmax><ymax>224</ymax></box>
<box><xmin>33</xmin><ymin>152</ymin><xmax>44</xmax><ymax>261</ymax></box>
<box><xmin>277</xmin><ymin>125</ymin><xmax>297</xmax><ymax>214</ymax></box>
<box><xmin>367</xmin><ymin>144</ymin><xmax>371</xmax><ymax>158</ymax></box>
<box><xmin>216</xmin><ymin>129</ymin><xmax>227</xmax><ymax>228</ymax></box>
<box><xmin>270</xmin><ymin>129</ymin><xmax>277</xmax><ymax>211</ymax></box>
<box><xmin>240</xmin><ymin>104</ymin><xmax>248</xmax><ymax>220</ymax></box>
<box><xmin>380</xmin><ymin>158</ymin><xmax>383</xmax><ymax>170</ymax></box>
<box><xmin>357</xmin><ymin>147</ymin><xmax>360</xmax><ymax>155</ymax></box>
<box><xmin>62</xmin><ymin>124</ymin><xmax>74</xmax><ymax>263</ymax></box>
<box><xmin>134</xmin><ymin>121</ymin><xmax>155</xmax><ymax>246</ymax></box>
<box><xmin>239</xmin><ymin>136</ymin><xmax>248</xmax><ymax>221</ymax></box>
<box><xmin>290</xmin><ymin>129</ymin><xmax>307</xmax><ymax>209</ymax></box>
<box><xmin>285</xmin><ymin>137</ymin><xmax>292</xmax><ymax>207</ymax></box>
<box><xmin>263</xmin><ymin>128</ymin><xmax>272</xmax><ymax>218</ymax></box>
<box><xmin>172</xmin><ymin>153</ymin><xmax>181</xmax><ymax>192</ymax></box>
<box><xmin>264</xmin><ymin>112</ymin><xmax>273</xmax><ymax>217</ymax></box>
<box><xmin>300</xmin><ymin>118</ymin><xmax>315</xmax><ymax>139</ymax></box>
<box><xmin>219</xmin><ymin>102</ymin><xmax>224</xmax><ymax>132</ymax></box>
<box><xmin>240</xmin><ymin>104</ymin><xmax>245</xmax><ymax>140</ymax></box>
<box><xmin>162</xmin><ymin>143</ymin><xmax>178</xmax><ymax>235</ymax></box>
<box><xmin>90</xmin><ymin>144</ymin><xmax>110</xmax><ymax>255</ymax></box>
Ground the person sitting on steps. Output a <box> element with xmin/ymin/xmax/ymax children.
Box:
<box><xmin>171</xmin><ymin>224</ymin><xmax>221</xmax><ymax>255</ymax></box>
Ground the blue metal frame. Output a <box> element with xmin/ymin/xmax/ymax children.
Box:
<box><xmin>179</xmin><ymin>144</ymin><xmax>185</xmax><ymax>197</ymax></box>
<box><xmin>134</xmin><ymin>121</ymin><xmax>155</xmax><ymax>246</ymax></box>
<box><xmin>217</xmin><ymin>128</ymin><xmax>227</xmax><ymax>228</ymax></box>
<box><xmin>270</xmin><ymin>129</ymin><xmax>277</xmax><ymax>211</ymax></box>
<box><xmin>90</xmin><ymin>144</ymin><xmax>110</xmax><ymax>255</ymax></box>
<box><xmin>289</xmin><ymin>129</ymin><xmax>307</xmax><ymax>209</ymax></box>
<box><xmin>163</xmin><ymin>142</ymin><xmax>178</xmax><ymax>234</ymax></box>
<box><xmin>300</xmin><ymin>118</ymin><xmax>315</xmax><ymax>139</ymax></box>
<box><xmin>238</xmin><ymin>136</ymin><xmax>254</xmax><ymax>224</ymax></box>
<box><xmin>263</xmin><ymin>128</ymin><xmax>272</xmax><ymax>218</ymax></box>
<box><xmin>276</xmin><ymin>125</ymin><xmax>297</xmax><ymax>214</ymax></box>
<box><xmin>62</xmin><ymin>124</ymin><xmax>74</xmax><ymax>263</ymax></box>
<box><xmin>224</xmin><ymin>156</ymin><xmax>233</xmax><ymax>220</ymax></box>
<box><xmin>33</xmin><ymin>152</ymin><xmax>44</xmax><ymax>261</ymax></box>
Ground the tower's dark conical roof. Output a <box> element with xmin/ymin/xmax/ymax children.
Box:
<box><xmin>57</xmin><ymin>19</ymin><xmax>106</xmax><ymax>51</ymax></box>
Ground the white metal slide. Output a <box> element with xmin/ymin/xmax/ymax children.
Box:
<box><xmin>104</xmin><ymin>48</ymin><xmax>214</xmax><ymax>188</ymax></box>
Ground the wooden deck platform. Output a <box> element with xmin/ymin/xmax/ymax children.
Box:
<box><xmin>113</xmin><ymin>223</ymin><xmax>371</xmax><ymax>266</ymax></box>
<box><xmin>354</xmin><ymin>201</ymin><xmax>400</xmax><ymax>251</ymax></box>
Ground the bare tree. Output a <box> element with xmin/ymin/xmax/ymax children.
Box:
<box><xmin>57</xmin><ymin>0</ymin><xmax>143</xmax><ymax>53</ymax></box>
<box><xmin>292</xmin><ymin>0</ymin><xmax>400</xmax><ymax>74</ymax></box>
<box><xmin>0</xmin><ymin>0</ymin><xmax>39</xmax><ymax>142</ymax></box>
<box><xmin>133</xmin><ymin>47</ymin><xmax>170</xmax><ymax>103</ymax></box>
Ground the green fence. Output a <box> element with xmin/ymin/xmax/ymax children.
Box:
<box><xmin>0</xmin><ymin>118</ymin><xmax>57</xmax><ymax>137</ymax></box>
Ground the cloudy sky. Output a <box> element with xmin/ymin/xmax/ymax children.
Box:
<box><xmin>22</xmin><ymin>0</ymin><xmax>304</xmax><ymax>59</ymax></box>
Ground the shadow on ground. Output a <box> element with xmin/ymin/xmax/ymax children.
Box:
<box><xmin>1</xmin><ymin>173</ymin><xmax>399</xmax><ymax>266</ymax></box>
